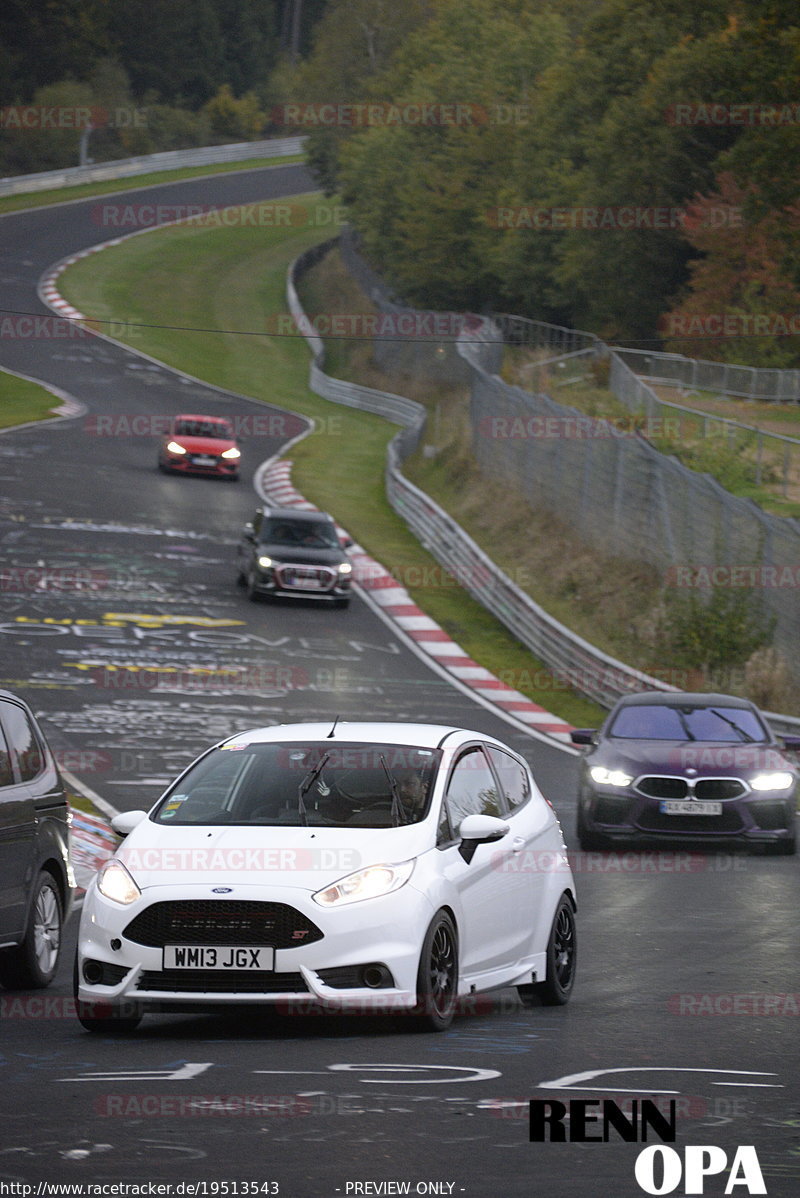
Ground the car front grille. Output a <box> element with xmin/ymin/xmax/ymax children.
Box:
<box><xmin>635</xmin><ymin>776</ymin><xmax>747</xmax><ymax>801</ymax></box>
<box><xmin>274</xmin><ymin>563</ymin><xmax>337</xmax><ymax>592</ymax></box>
<box><xmin>123</xmin><ymin>901</ymin><xmax>323</xmax><ymax>949</ymax></box>
<box><xmin>136</xmin><ymin>970</ymin><xmax>308</xmax><ymax>994</ymax></box>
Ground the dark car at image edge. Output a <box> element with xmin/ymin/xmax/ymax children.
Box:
<box><xmin>571</xmin><ymin>692</ymin><xmax>800</xmax><ymax>855</ymax></box>
<box><xmin>0</xmin><ymin>691</ymin><xmax>73</xmax><ymax>989</ymax></box>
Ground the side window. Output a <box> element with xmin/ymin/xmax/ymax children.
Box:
<box><xmin>0</xmin><ymin>722</ymin><xmax>14</xmax><ymax>787</ymax></box>
<box><xmin>444</xmin><ymin>747</ymin><xmax>502</xmax><ymax>833</ymax></box>
<box><xmin>2</xmin><ymin>703</ymin><xmax>44</xmax><ymax>782</ymax></box>
<box><xmin>487</xmin><ymin>746</ymin><xmax>531</xmax><ymax>811</ymax></box>
<box><xmin>252</xmin><ymin>510</ymin><xmax>263</xmax><ymax>538</ymax></box>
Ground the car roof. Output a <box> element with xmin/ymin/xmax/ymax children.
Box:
<box><xmin>613</xmin><ymin>691</ymin><xmax>756</xmax><ymax>711</ymax></box>
<box><xmin>174</xmin><ymin>413</ymin><xmax>232</xmax><ymax>424</ymax></box>
<box><xmin>218</xmin><ymin>721</ymin><xmax>500</xmax><ymax>751</ymax></box>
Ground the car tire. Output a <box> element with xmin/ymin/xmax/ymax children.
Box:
<box><xmin>245</xmin><ymin>568</ymin><xmax>261</xmax><ymax>602</ymax></box>
<box><xmin>517</xmin><ymin>893</ymin><xmax>576</xmax><ymax>1008</ymax></box>
<box><xmin>73</xmin><ymin>955</ymin><xmax>142</xmax><ymax>1034</ymax></box>
<box><xmin>0</xmin><ymin>872</ymin><xmax>63</xmax><ymax>990</ymax></box>
<box><xmin>576</xmin><ymin>802</ymin><xmax>609</xmax><ymax>851</ymax></box>
<box><xmin>413</xmin><ymin>911</ymin><xmax>458</xmax><ymax>1032</ymax></box>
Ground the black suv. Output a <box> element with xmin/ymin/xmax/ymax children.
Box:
<box><xmin>0</xmin><ymin>692</ymin><xmax>72</xmax><ymax>989</ymax></box>
<box><xmin>237</xmin><ymin>506</ymin><xmax>353</xmax><ymax>607</ymax></box>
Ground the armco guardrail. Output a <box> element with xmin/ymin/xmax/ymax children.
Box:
<box><xmin>0</xmin><ymin>136</ymin><xmax>306</xmax><ymax>197</ymax></box>
<box><xmin>614</xmin><ymin>346</ymin><xmax>800</xmax><ymax>404</ymax></box>
<box><xmin>287</xmin><ymin>241</ymin><xmax>800</xmax><ymax>737</ymax></box>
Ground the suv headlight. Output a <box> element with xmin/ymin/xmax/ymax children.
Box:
<box><xmin>97</xmin><ymin>859</ymin><xmax>141</xmax><ymax>905</ymax></box>
<box><xmin>338</xmin><ymin>561</ymin><xmax>352</xmax><ymax>575</ymax></box>
<box><xmin>257</xmin><ymin>555</ymin><xmax>273</xmax><ymax>569</ymax></box>
<box><xmin>313</xmin><ymin>861</ymin><xmax>414</xmax><ymax>907</ymax></box>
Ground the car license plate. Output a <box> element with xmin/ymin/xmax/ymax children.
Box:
<box><xmin>285</xmin><ymin>572</ymin><xmax>323</xmax><ymax>589</ymax></box>
<box><xmin>660</xmin><ymin>800</ymin><xmax>722</xmax><ymax>816</ymax></box>
<box><xmin>192</xmin><ymin>455</ymin><xmax>216</xmax><ymax>465</ymax></box>
<box><xmin>164</xmin><ymin>945</ymin><xmax>275</xmax><ymax>970</ymax></box>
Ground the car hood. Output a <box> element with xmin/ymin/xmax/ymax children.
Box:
<box><xmin>171</xmin><ymin>435</ymin><xmax>235</xmax><ymax>453</ymax></box>
<box><xmin>115</xmin><ymin>820</ymin><xmax>430</xmax><ymax>892</ymax></box>
<box><xmin>259</xmin><ymin>542</ymin><xmax>345</xmax><ymax>565</ymax></box>
<box><xmin>590</xmin><ymin>738</ymin><xmax>793</xmax><ymax>777</ymax></box>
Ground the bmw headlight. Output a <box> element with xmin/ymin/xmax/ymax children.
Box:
<box><xmin>97</xmin><ymin>859</ymin><xmax>141</xmax><ymax>905</ymax></box>
<box><xmin>313</xmin><ymin>861</ymin><xmax>414</xmax><ymax>908</ymax></box>
<box><xmin>750</xmin><ymin>772</ymin><xmax>795</xmax><ymax>792</ymax></box>
<box><xmin>166</xmin><ymin>441</ymin><xmax>187</xmax><ymax>455</ymax></box>
<box><xmin>221</xmin><ymin>447</ymin><xmax>241</xmax><ymax>460</ymax></box>
<box><xmin>590</xmin><ymin>766</ymin><xmax>633</xmax><ymax>787</ymax></box>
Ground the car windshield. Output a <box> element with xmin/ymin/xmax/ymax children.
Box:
<box><xmin>608</xmin><ymin>704</ymin><xmax>767</xmax><ymax>743</ymax></box>
<box><xmin>152</xmin><ymin>742</ymin><xmax>441</xmax><ymax>828</ymax></box>
<box><xmin>174</xmin><ymin>420</ymin><xmax>232</xmax><ymax>438</ymax></box>
<box><xmin>261</xmin><ymin>517</ymin><xmax>340</xmax><ymax>549</ymax></box>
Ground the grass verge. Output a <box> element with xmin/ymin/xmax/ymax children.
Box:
<box><xmin>0</xmin><ymin>370</ymin><xmax>66</xmax><ymax>429</ymax></box>
<box><xmin>54</xmin><ymin>193</ymin><xmax>603</xmax><ymax>728</ymax></box>
<box><xmin>0</xmin><ymin>153</ymin><xmax>305</xmax><ymax>217</ymax></box>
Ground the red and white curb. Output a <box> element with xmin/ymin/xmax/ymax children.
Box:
<box><xmin>260</xmin><ymin>458</ymin><xmax>575</xmax><ymax>743</ymax></box>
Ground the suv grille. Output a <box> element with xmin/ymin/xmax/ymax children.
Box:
<box><xmin>275</xmin><ymin>563</ymin><xmax>337</xmax><ymax>592</ymax></box>
<box><xmin>123</xmin><ymin>901</ymin><xmax>323</xmax><ymax>949</ymax></box>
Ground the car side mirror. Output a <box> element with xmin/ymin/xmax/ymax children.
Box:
<box><xmin>340</xmin><ymin>535</ymin><xmax>353</xmax><ymax>549</ymax></box>
<box><xmin>570</xmin><ymin>729</ymin><xmax>597</xmax><ymax>746</ymax></box>
<box><xmin>242</xmin><ymin>521</ymin><xmax>255</xmax><ymax>540</ymax></box>
<box><xmin>779</xmin><ymin>734</ymin><xmax>800</xmax><ymax>753</ymax></box>
<box><xmin>458</xmin><ymin>813</ymin><xmax>509</xmax><ymax>863</ymax></box>
<box><xmin>111</xmin><ymin>810</ymin><xmax>148</xmax><ymax>837</ymax></box>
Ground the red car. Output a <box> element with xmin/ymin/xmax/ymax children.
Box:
<box><xmin>158</xmin><ymin>414</ymin><xmax>241</xmax><ymax>480</ymax></box>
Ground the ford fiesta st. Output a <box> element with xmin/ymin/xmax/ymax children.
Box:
<box><xmin>571</xmin><ymin>692</ymin><xmax>799</xmax><ymax>854</ymax></box>
<box><xmin>75</xmin><ymin>722</ymin><xmax>576</xmax><ymax>1032</ymax></box>
<box><xmin>158</xmin><ymin>414</ymin><xmax>241</xmax><ymax>479</ymax></box>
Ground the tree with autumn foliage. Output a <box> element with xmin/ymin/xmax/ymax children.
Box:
<box><xmin>662</xmin><ymin>173</ymin><xmax>800</xmax><ymax>368</ymax></box>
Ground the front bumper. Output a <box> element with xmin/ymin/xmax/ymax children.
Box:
<box><xmin>77</xmin><ymin>881</ymin><xmax>432</xmax><ymax>1014</ymax></box>
<box><xmin>582</xmin><ymin>787</ymin><xmax>797</xmax><ymax>847</ymax></box>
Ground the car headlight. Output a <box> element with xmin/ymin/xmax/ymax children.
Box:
<box><xmin>97</xmin><ymin>859</ymin><xmax>141</xmax><ymax>905</ymax></box>
<box><xmin>166</xmin><ymin>441</ymin><xmax>187</xmax><ymax>455</ymax></box>
<box><xmin>312</xmin><ymin>861</ymin><xmax>414</xmax><ymax>908</ymax></box>
<box><xmin>338</xmin><ymin>561</ymin><xmax>352</xmax><ymax>575</ymax></box>
<box><xmin>589</xmin><ymin>766</ymin><xmax>633</xmax><ymax>787</ymax></box>
<box><xmin>221</xmin><ymin>447</ymin><xmax>241</xmax><ymax>460</ymax></box>
<box><xmin>257</xmin><ymin>555</ymin><xmax>273</xmax><ymax>569</ymax></box>
<box><xmin>750</xmin><ymin>772</ymin><xmax>795</xmax><ymax>792</ymax></box>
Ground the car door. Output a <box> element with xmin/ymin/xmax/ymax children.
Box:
<box><xmin>436</xmin><ymin>744</ymin><xmax>532</xmax><ymax>977</ymax></box>
<box><xmin>0</xmin><ymin>703</ymin><xmax>36</xmax><ymax>940</ymax></box>
<box><xmin>485</xmin><ymin>744</ymin><xmax>557</xmax><ymax>943</ymax></box>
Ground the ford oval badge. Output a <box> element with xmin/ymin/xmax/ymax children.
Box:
<box><xmin>212</xmin><ymin>887</ymin><xmax>233</xmax><ymax>894</ymax></box>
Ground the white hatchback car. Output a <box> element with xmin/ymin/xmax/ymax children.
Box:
<box><xmin>75</xmin><ymin>722</ymin><xmax>576</xmax><ymax>1032</ymax></box>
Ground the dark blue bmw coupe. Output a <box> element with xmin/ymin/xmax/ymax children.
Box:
<box><xmin>571</xmin><ymin>692</ymin><xmax>799</xmax><ymax>855</ymax></box>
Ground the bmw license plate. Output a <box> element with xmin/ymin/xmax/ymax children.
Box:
<box><xmin>660</xmin><ymin>800</ymin><xmax>722</xmax><ymax>816</ymax></box>
<box><xmin>164</xmin><ymin>945</ymin><xmax>275</xmax><ymax>970</ymax></box>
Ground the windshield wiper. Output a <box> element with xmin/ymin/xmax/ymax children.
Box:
<box><xmin>380</xmin><ymin>755</ymin><xmax>409</xmax><ymax>827</ymax></box>
<box><xmin>674</xmin><ymin>709</ymin><xmax>696</xmax><ymax>741</ymax></box>
<box><xmin>297</xmin><ymin>752</ymin><xmax>330</xmax><ymax>826</ymax></box>
<box><xmin>708</xmin><ymin>709</ymin><xmax>756</xmax><ymax>743</ymax></box>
